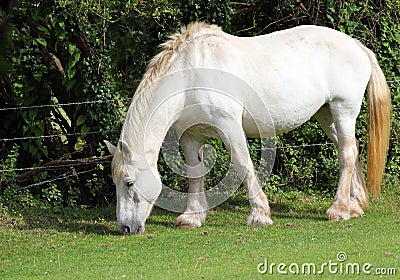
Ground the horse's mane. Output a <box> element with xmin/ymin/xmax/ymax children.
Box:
<box><xmin>112</xmin><ymin>22</ymin><xmax>222</xmax><ymax>177</ymax></box>
<box><xmin>136</xmin><ymin>22</ymin><xmax>222</xmax><ymax>95</ymax></box>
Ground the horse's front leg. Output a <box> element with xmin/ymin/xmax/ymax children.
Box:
<box><xmin>244</xmin><ymin>165</ymin><xmax>274</xmax><ymax>226</ymax></box>
<box><xmin>174</xmin><ymin>133</ymin><xmax>208</xmax><ymax>228</ymax></box>
<box><xmin>219</xmin><ymin>120</ymin><xmax>273</xmax><ymax>226</ymax></box>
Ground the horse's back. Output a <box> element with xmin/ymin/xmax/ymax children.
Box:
<box><xmin>179</xmin><ymin>25</ymin><xmax>370</xmax><ymax>87</ymax></box>
<box><xmin>169</xmin><ymin>24</ymin><xmax>371</xmax><ymax>135</ymax></box>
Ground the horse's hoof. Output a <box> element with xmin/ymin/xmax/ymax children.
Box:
<box><xmin>176</xmin><ymin>224</ymin><xmax>199</xmax><ymax>229</ymax></box>
<box><xmin>326</xmin><ymin>204</ymin><xmax>350</xmax><ymax>221</ymax></box>
<box><xmin>350</xmin><ymin>209</ymin><xmax>365</xmax><ymax>218</ymax></box>
<box><xmin>350</xmin><ymin>201</ymin><xmax>365</xmax><ymax>218</ymax></box>
<box><xmin>249</xmin><ymin>220</ymin><xmax>274</xmax><ymax>226</ymax></box>
<box><xmin>174</xmin><ymin>213</ymin><xmax>204</xmax><ymax>229</ymax></box>
<box><xmin>247</xmin><ymin>209</ymin><xmax>273</xmax><ymax>226</ymax></box>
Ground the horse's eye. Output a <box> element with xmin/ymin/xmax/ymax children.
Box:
<box><xmin>127</xmin><ymin>181</ymin><xmax>134</xmax><ymax>188</ymax></box>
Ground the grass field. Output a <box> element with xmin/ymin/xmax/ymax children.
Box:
<box><xmin>1</xmin><ymin>185</ymin><xmax>399</xmax><ymax>279</ymax></box>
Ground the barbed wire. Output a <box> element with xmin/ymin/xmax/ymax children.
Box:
<box><xmin>0</xmin><ymin>78</ymin><xmax>398</xmax><ymax>113</ymax></box>
<box><xmin>0</xmin><ymin>97</ymin><xmax>398</xmax><ymax>143</ymax></box>
<box><xmin>0</xmin><ymin>97</ymin><xmax>132</xmax><ymax>112</ymax></box>
<box><xmin>2</xmin><ymin>117</ymin><xmax>400</xmax><ymax>143</ymax></box>
<box><xmin>19</xmin><ymin>167</ymin><xmax>99</xmax><ymax>190</ymax></box>
<box><xmin>1</xmin><ymin>98</ymin><xmax>399</xmax><ymax>113</ymax></box>
<box><xmin>1</xmin><ymin>138</ymin><xmax>398</xmax><ymax>190</ymax></box>
<box><xmin>0</xmin><ymin>129</ymin><xmax>119</xmax><ymax>142</ymax></box>
<box><xmin>0</xmin><ymin>80</ymin><xmax>398</xmax><ymax>188</ymax></box>
<box><xmin>1</xmin><ymin>137</ymin><xmax>398</xmax><ymax>175</ymax></box>
<box><xmin>0</xmin><ymin>142</ymin><xmax>333</xmax><ymax>175</ymax></box>
<box><xmin>0</xmin><ymin>160</ymin><xmax>111</xmax><ymax>173</ymax></box>
<box><xmin>276</xmin><ymin>142</ymin><xmax>334</xmax><ymax>149</ymax></box>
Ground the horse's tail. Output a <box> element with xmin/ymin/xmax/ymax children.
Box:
<box><xmin>357</xmin><ymin>41</ymin><xmax>392</xmax><ymax>196</ymax></box>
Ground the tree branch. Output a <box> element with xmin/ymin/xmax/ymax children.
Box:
<box><xmin>293</xmin><ymin>0</ymin><xmax>311</xmax><ymax>17</ymax></box>
<box><xmin>234</xmin><ymin>1</ymin><xmax>267</xmax><ymax>15</ymax></box>
<box><xmin>16</xmin><ymin>155</ymin><xmax>112</xmax><ymax>181</ymax></box>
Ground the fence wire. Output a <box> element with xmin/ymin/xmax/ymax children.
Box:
<box><xmin>19</xmin><ymin>168</ymin><xmax>100</xmax><ymax>190</ymax></box>
<box><xmin>0</xmin><ymin>80</ymin><xmax>399</xmax><ymax>189</ymax></box>
<box><xmin>0</xmin><ymin>98</ymin><xmax>132</xmax><ymax>112</ymax></box>
<box><xmin>0</xmin><ymin>78</ymin><xmax>398</xmax><ymax>114</ymax></box>
<box><xmin>0</xmin><ymin>160</ymin><xmax>111</xmax><ymax>173</ymax></box>
<box><xmin>0</xmin><ymin>129</ymin><xmax>118</xmax><ymax>142</ymax></box>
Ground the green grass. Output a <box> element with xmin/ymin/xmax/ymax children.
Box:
<box><xmin>1</xmin><ymin>185</ymin><xmax>399</xmax><ymax>279</ymax></box>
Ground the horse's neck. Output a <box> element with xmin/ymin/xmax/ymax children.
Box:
<box><xmin>123</xmin><ymin>90</ymin><xmax>184</xmax><ymax>168</ymax></box>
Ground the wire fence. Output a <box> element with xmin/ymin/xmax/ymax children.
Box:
<box><xmin>19</xmin><ymin>167</ymin><xmax>100</xmax><ymax>190</ymax></box>
<box><xmin>0</xmin><ymin>97</ymin><xmax>132</xmax><ymax>112</ymax></box>
<box><xmin>1</xmin><ymin>80</ymin><xmax>399</xmax><ymax>189</ymax></box>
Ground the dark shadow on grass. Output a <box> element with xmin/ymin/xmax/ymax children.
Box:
<box><xmin>215</xmin><ymin>195</ymin><xmax>328</xmax><ymax>222</ymax></box>
<box><xmin>14</xmin><ymin>193</ymin><xmax>330</xmax><ymax>235</ymax></box>
<box><xmin>148</xmin><ymin>208</ymin><xmax>178</xmax><ymax>228</ymax></box>
<box><xmin>18</xmin><ymin>206</ymin><xmax>121</xmax><ymax>235</ymax></box>
<box><xmin>17</xmin><ymin>206</ymin><xmax>179</xmax><ymax>235</ymax></box>
<box><xmin>269</xmin><ymin>201</ymin><xmax>328</xmax><ymax>221</ymax></box>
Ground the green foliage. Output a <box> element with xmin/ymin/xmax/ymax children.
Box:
<box><xmin>180</xmin><ymin>0</ymin><xmax>234</xmax><ymax>30</ymax></box>
<box><xmin>0</xmin><ymin>144</ymin><xmax>39</xmax><ymax>212</ymax></box>
<box><xmin>0</xmin><ymin>143</ymin><xmax>19</xmax><ymax>185</ymax></box>
<box><xmin>0</xmin><ymin>0</ymin><xmax>399</xmax><ymax>209</ymax></box>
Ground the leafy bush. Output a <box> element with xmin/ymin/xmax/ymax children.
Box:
<box><xmin>0</xmin><ymin>0</ymin><xmax>398</xmax><ymax>209</ymax></box>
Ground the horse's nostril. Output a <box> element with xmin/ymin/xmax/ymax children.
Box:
<box><xmin>121</xmin><ymin>224</ymin><xmax>144</xmax><ymax>234</ymax></box>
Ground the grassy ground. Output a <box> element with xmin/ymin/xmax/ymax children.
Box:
<box><xmin>1</xmin><ymin>185</ymin><xmax>399</xmax><ymax>279</ymax></box>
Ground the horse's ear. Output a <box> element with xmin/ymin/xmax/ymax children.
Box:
<box><xmin>119</xmin><ymin>140</ymin><xmax>133</xmax><ymax>159</ymax></box>
<box><xmin>104</xmin><ymin>140</ymin><xmax>116</xmax><ymax>156</ymax></box>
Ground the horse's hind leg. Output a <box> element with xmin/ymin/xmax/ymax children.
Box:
<box><xmin>174</xmin><ymin>133</ymin><xmax>208</xmax><ymax>228</ymax></box>
<box><xmin>314</xmin><ymin>106</ymin><xmax>367</xmax><ymax>219</ymax></box>
<box><xmin>218</xmin><ymin>120</ymin><xmax>273</xmax><ymax>226</ymax></box>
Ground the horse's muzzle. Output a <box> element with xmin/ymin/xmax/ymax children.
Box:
<box><xmin>121</xmin><ymin>223</ymin><xmax>145</xmax><ymax>235</ymax></box>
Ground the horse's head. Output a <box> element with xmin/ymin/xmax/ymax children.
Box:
<box><xmin>104</xmin><ymin>140</ymin><xmax>162</xmax><ymax>234</ymax></box>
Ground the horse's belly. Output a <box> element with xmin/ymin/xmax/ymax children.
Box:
<box><xmin>242</xmin><ymin>104</ymin><xmax>322</xmax><ymax>137</ymax></box>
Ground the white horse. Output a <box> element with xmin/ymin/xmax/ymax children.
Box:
<box><xmin>105</xmin><ymin>22</ymin><xmax>391</xmax><ymax>234</ymax></box>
